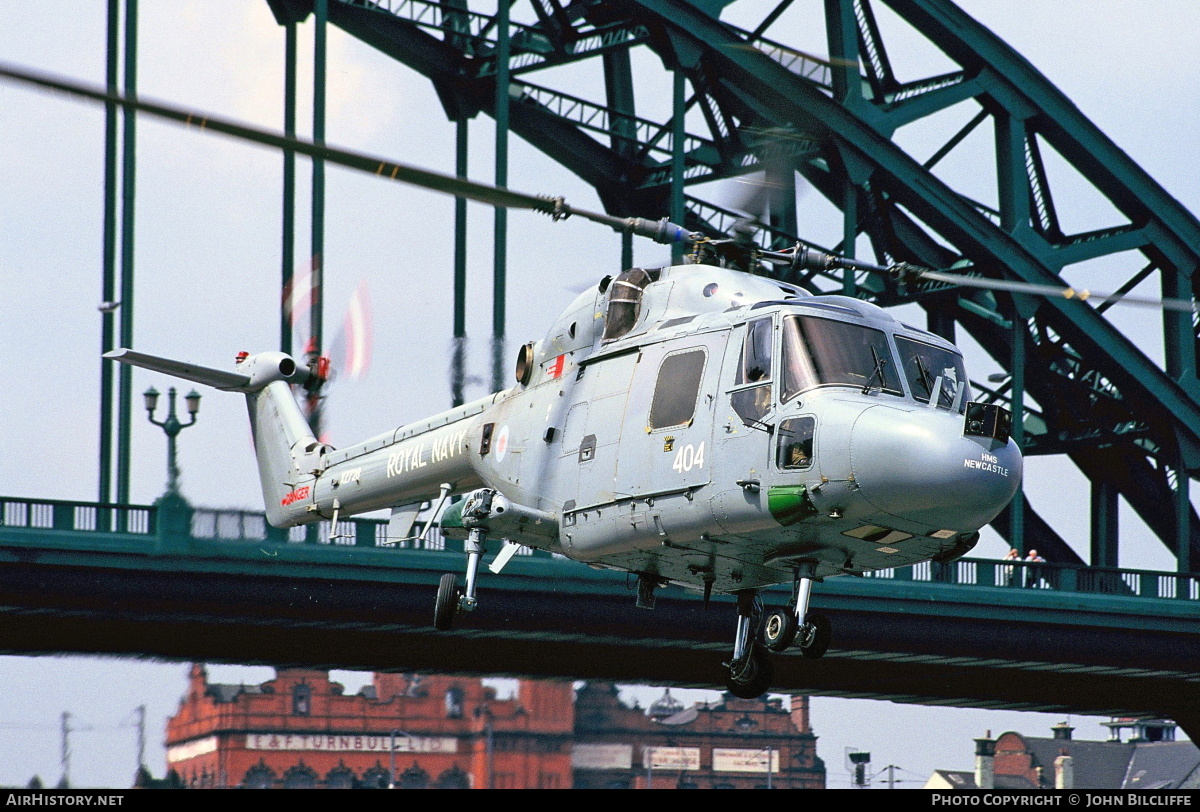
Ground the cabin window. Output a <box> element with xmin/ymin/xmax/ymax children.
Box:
<box><xmin>780</xmin><ymin>315</ymin><xmax>903</xmax><ymax>402</ymax></box>
<box><xmin>777</xmin><ymin>417</ymin><xmax>816</xmax><ymax>469</ymax></box>
<box><xmin>292</xmin><ymin>683</ymin><xmax>311</xmax><ymax>716</ymax></box>
<box><xmin>445</xmin><ymin>686</ymin><xmax>464</xmax><ymax>719</ymax></box>
<box><xmin>649</xmin><ymin>348</ymin><xmax>707</xmax><ymax>430</ymax></box>
<box><xmin>894</xmin><ymin>336</ymin><xmax>968</xmax><ymax>412</ymax></box>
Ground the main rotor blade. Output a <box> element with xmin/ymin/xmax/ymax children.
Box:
<box><xmin>915</xmin><ymin>268</ymin><xmax>1199</xmax><ymax>313</ymax></box>
<box><xmin>0</xmin><ymin>61</ymin><xmax>557</xmax><ymax>215</ymax></box>
<box><xmin>0</xmin><ymin>62</ymin><xmax>707</xmax><ymax>247</ymax></box>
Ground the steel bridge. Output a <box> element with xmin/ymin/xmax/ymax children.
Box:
<box><xmin>7</xmin><ymin>0</ymin><xmax>1200</xmax><ymax>735</ymax></box>
<box><xmin>2</xmin><ymin>494</ymin><xmax>1199</xmax><ymax>738</ymax></box>
<box><xmin>274</xmin><ymin>0</ymin><xmax>1200</xmax><ymax>570</ymax></box>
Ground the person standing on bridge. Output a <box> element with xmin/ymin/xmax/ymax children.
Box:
<box><xmin>1002</xmin><ymin>548</ymin><xmax>1020</xmax><ymax>586</ymax></box>
<box><xmin>1024</xmin><ymin>549</ymin><xmax>1046</xmax><ymax>588</ymax></box>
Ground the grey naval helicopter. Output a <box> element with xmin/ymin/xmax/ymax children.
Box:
<box><xmin>0</xmin><ymin>61</ymin><xmax>1023</xmax><ymax>698</ymax></box>
<box><xmin>107</xmin><ymin>221</ymin><xmax>1022</xmax><ymax>700</ymax></box>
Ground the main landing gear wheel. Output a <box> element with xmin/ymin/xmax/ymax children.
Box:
<box><xmin>434</xmin><ymin>573</ymin><xmax>462</xmax><ymax>631</ymax></box>
<box><xmin>725</xmin><ymin>644</ymin><xmax>774</xmax><ymax>699</ymax></box>
<box><xmin>760</xmin><ymin>607</ymin><xmax>798</xmax><ymax>652</ymax></box>
<box><xmin>798</xmin><ymin>611</ymin><xmax>831</xmax><ymax>659</ymax></box>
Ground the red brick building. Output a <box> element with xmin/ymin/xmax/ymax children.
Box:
<box><xmin>165</xmin><ymin>664</ymin><xmax>825</xmax><ymax>789</ymax></box>
<box><xmin>572</xmin><ymin>682</ymin><xmax>825</xmax><ymax>789</ymax></box>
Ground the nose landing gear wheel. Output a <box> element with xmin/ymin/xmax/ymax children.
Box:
<box><xmin>724</xmin><ymin>644</ymin><xmax>774</xmax><ymax>699</ymax></box>
<box><xmin>434</xmin><ymin>573</ymin><xmax>462</xmax><ymax>631</ymax></box>
<box><xmin>760</xmin><ymin>608</ymin><xmax>798</xmax><ymax>652</ymax></box>
<box><xmin>798</xmin><ymin>611</ymin><xmax>831</xmax><ymax>659</ymax></box>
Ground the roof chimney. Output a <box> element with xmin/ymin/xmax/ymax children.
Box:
<box><xmin>1052</xmin><ymin>722</ymin><xmax>1074</xmax><ymax>740</ymax></box>
<box><xmin>974</xmin><ymin>731</ymin><xmax>995</xmax><ymax>790</ymax></box>
<box><xmin>1055</xmin><ymin>752</ymin><xmax>1074</xmax><ymax>790</ymax></box>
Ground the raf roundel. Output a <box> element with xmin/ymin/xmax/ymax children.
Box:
<box><xmin>494</xmin><ymin>425</ymin><xmax>510</xmax><ymax>463</ymax></box>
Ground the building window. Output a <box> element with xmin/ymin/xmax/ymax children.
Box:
<box><xmin>282</xmin><ymin>763</ymin><xmax>317</xmax><ymax>789</ymax></box>
<box><xmin>445</xmin><ymin>686</ymin><xmax>464</xmax><ymax>719</ymax></box>
<box><xmin>241</xmin><ymin>762</ymin><xmax>275</xmax><ymax>789</ymax></box>
<box><xmin>361</xmin><ymin>764</ymin><xmax>389</xmax><ymax>789</ymax></box>
<box><xmin>292</xmin><ymin>683</ymin><xmax>311</xmax><ymax>716</ymax></box>
<box><xmin>399</xmin><ymin>764</ymin><xmax>429</xmax><ymax>790</ymax></box>
<box><xmin>437</xmin><ymin>765</ymin><xmax>471</xmax><ymax>789</ymax></box>
<box><xmin>325</xmin><ymin>764</ymin><xmax>355</xmax><ymax>790</ymax></box>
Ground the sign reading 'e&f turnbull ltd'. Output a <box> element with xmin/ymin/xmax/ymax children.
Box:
<box><xmin>245</xmin><ymin>733</ymin><xmax>457</xmax><ymax>754</ymax></box>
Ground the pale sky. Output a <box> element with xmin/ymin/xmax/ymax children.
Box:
<box><xmin>1</xmin><ymin>0</ymin><xmax>1197</xmax><ymax>789</ymax></box>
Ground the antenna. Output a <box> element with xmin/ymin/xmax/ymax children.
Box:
<box><xmin>59</xmin><ymin>711</ymin><xmax>70</xmax><ymax>789</ymax></box>
<box><xmin>136</xmin><ymin>705</ymin><xmax>146</xmax><ymax>772</ymax></box>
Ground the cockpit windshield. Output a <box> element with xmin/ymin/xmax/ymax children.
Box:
<box><xmin>895</xmin><ymin>335</ymin><xmax>968</xmax><ymax>412</ymax></box>
<box><xmin>780</xmin><ymin>315</ymin><xmax>903</xmax><ymax>401</ymax></box>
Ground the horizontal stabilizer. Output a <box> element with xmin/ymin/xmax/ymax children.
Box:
<box><xmin>104</xmin><ymin>348</ymin><xmax>251</xmax><ymax>391</ymax></box>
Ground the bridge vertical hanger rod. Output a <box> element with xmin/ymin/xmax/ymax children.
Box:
<box><xmin>766</xmin><ymin>160</ymin><xmax>797</xmax><ymax>251</ymax></box>
<box><xmin>1176</xmin><ymin>453</ymin><xmax>1191</xmax><ymax>573</ymax></box>
<box><xmin>491</xmin><ymin>1</ymin><xmax>511</xmax><ymax>394</ymax></box>
<box><xmin>603</xmin><ymin>49</ymin><xmax>636</xmax><ymax>271</ymax></box>
<box><xmin>1091</xmin><ymin>479</ymin><xmax>1119</xmax><ymax>568</ymax></box>
<box><xmin>306</xmin><ymin>0</ymin><xmax>327</xmax><ymax>438</ymax></box>
<box><xmin>1009</xmin><ymin>315</ymin><xmax>1026</xmax><ymax>554</ymax></box>
<box><xmin>281</xmin><ymin>20</ymin><xmax>297</xmax><ymax>357</ymax></box>
<box><xmin>453</xmin><ymin>119</ymin><xmax>468</xmax><ymax>407</ymax></box>
<box><xmin>116</xmin><ymin>0</ymin><xmax>138</xmax><ymax>511</ymax></box>
<box><xmin>670</xmin><ymin>70</ymin><xmax>685</xmax><ymax>265</ymax></box>
<box><xmin>99</xmin><ymin>0</ymin><xmax>119</xmax><ymax>506</ymax></box>
<box><xmin>312</xmin><ymin>0</ymin><xmax>327</xmax><ymax>374</ymax></box>
<box><xmin>841</xmin><ymin>179</ymin><xmax>857</xmax><ymax>296</ymax></box>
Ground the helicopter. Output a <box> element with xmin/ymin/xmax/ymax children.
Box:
<box><xmin>5</xmin><ymin>60</ymin><xmax>1070</xmax><ymax>699</ymax></box>
<box><xmin>106</xmin><ymin>229</ymin><xmax>1021</xmax><ymax>698</ymax></box>
<box><xmin>104</xmin><ymin>216</ymin><xmax>1023</xmax><ymax>701</ymax></box>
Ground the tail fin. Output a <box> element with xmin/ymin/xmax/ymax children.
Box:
<box><xmin>105</xmin><ymin>349</ymin><xmax>318</xmax><ymax>524</ymax></box>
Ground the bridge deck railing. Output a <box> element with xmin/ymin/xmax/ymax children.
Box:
<box><xmin>1</xmin><ymin>495</ymin><xmax>1195</xmax><ymax>600</ymax></box>
<box><xmin>865</xmin><ymin>557</ymin><xmax>1200</xmax><ymax>601</ymax></box>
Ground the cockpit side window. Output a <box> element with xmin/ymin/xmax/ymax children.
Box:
<box><xmin>776</xmin><ymin>417</ymin><xmax>815</xmax><ymax>469</ymax></box>
<box><xmin>894</xmin><ymin>336</ymin><xmax>968</xmax><ymax>412</ymax></box>
<box><xmin>736</xmin><ymin>318</ymin><xmax>772</xmax><ymax>385</ymax></box>
<box><xmin>780</xmin><ymin>315</ymin><xmax>903</xmax><ymax>401</ymax></box>
<box><xmin>730</xmin><ymin>318</ymin><xmax>773</xmax><ymax>427</ymax></box>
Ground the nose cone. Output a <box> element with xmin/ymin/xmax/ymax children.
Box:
<box><xmin>850</xmin><ymin>405</ymin><xmax>1022</xmax><ymax>531</ymax></box>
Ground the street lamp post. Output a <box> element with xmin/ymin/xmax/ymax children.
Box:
<box><xmin>389</xmin><ymin>729</ymin><xmax>413</xmax><ymax>789</ymax></box>
<box><xmin>143</xmin><ymin>386</ymin><xmax>200</xmax><ymax>496</ymax></box>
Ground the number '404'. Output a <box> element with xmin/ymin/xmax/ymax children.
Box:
<box><xmin>672</xmin><ymin>442</ymin><xmax>705</xmax><ymax>473</ymax></box>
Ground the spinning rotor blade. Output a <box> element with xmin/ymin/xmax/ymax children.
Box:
<box><xmin>0</xmin><ymin>62</ymin><xmax>550</xmax><ymax>214</ymax></box>
<box><xmin>0</xmin><ymin>62</ymin><xmax>699</xmax><ymax>247</ymax></box>
<box><xmin>775</xmin><ymin>246</ymin><xmax>1199</xmax><ymax>314</ymax></box>
<box><xmin>911</xmin><ymin>268</ymin><xmax>1199</xmax><ymax>313</ymax></box>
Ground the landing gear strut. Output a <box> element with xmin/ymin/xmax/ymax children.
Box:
<box><xmin>433</xmin><ymin>491</ymin><xmax>494</xmax><ymax>631</ymax></box>
<box><xmin>761</xmin><ymin>562</ymin><xmax>830</xmax><ymax>657</ymax></box>
<box><xmin>724</xmin><ymin>591</ymin><xmax>774</xmax><ymax>699</ymax></box>
<box><xmin>724</xmin><ymin>565</ymin><xmax>833</xmax><ymax>698</ymax></box>
<box><xmin>433</xmin><ymin>526</ymin><xmax>487</xmax><ymax>630</ymax></box>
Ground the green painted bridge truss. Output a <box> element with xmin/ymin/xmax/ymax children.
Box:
<box><xmin>262</xmin><ymin>0</ymin><xmax>1200</xmax><ymax>573</ymax></box>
